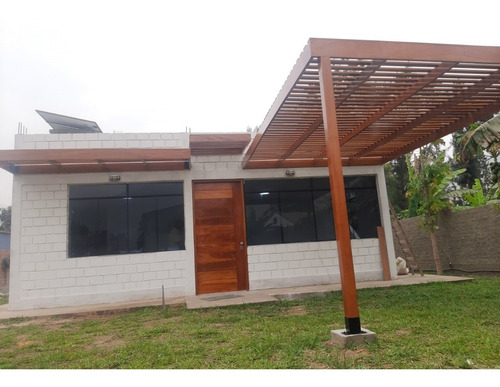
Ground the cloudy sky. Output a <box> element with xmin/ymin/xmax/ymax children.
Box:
<box><xmin>0</xmin><ymin>0</ymin><xmax>498</xmax><ymax>207</ymax></box>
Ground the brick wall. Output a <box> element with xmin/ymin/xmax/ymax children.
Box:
<box><xmin>394</xmin><ymin>206</ymin><xmax>500</xmax><ymax>274</ymax></box>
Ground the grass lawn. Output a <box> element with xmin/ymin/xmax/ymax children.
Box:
<box><xmin>0</xmin><ymin>276</ymin><xmax>499</xmax><ymax>369</ymax></box>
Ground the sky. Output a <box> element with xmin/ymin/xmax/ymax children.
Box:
<box><xmin>1</xmin><ymin>0</ymin><xmax>499</xmax><ymax>207</ymax></box>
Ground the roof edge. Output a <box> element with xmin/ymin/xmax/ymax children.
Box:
<box><xmin>309</xmin><ymin>38</ymin><xmax>500</xmax><ymax>63</ymax></box>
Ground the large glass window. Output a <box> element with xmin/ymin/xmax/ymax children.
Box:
<box><xmin>69</xmin><ymin>182</ymin><xmax>184</xmax><ymax>258</ymax></box>
<box><xmin>244</xmin><ymin>176</ymin><xmax>381</xmax><ymax>246</ymax></box>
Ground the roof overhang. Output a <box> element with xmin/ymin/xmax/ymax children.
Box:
<box><xmin>189</xmin><ymin>133</ymin><xmax>251</xmax><ymax>155</ymax></box>
<box><xmin>243</xmin><ymin>38</ymin><xmax>500</xmax><ymax>168</ymax></box>
<box><xmin>0</xmin><ymin>148</ymin><xmax>191</xmax><ymax>174</ymax></box>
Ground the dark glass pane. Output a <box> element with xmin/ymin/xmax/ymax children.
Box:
<box><xmin>245</xmin><ymin>192</ymin><xmax>282</xmax><ymax>245</ymax></box>
<box><xmin>69</xmin><ymin>182</ymin><xmax>185</xmax><ymax>257</ymax></box>
<box><xmin>313</xmin><ymin>190</ymin><xmax>335</xmax><ymax>241</ymax></box>
<box><xmin>312</xmin><ymin>178</ymin><xmax>331</xmax><ymax>191</ymax></box>
<box><xmin>69</xmin><ymin>198</ymin><xmax>127</xmax><ymax>257</ymax></box>
<box><xmin>129</xmin><ymin>182</ymin><xmax>183</xmax><ymax>197</ymax></box>
<box><xmin>244</xmin><ymin>179</ymin><xmax>312</xmax><ymax>193</ymax></box>
<box><xmin>69</xmin><ymin>184</ymin><xmax>126</xmax><ymax>199</ymax></box>
<box><xmin>128</xmin><ymin>197</ymin><xmax>158</xmax><ymax>253</ymax></box>
<box><xmin>346</xmin><ymin>187</ymin><xmax>381</xmax><ymax>238</ymax></box>
<box><xmin>69</xmin><ymin>199</ymin><xmax>98</xmax><ymax>257</ymax></box>
<box><xmin>157</xmin><ymin>196</ymin><xmax>185</xmax><ymax>251</ymax></box>
<box><xmin>279</xmin><ymin>191</ymin><xmax>316</xmax><ymax>243</ymax></box>
<box><xmin>344</xmin><ymin>176</ymin><xmax>377</xmax><ymax>189</ymax></box>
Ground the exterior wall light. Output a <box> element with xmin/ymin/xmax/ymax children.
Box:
<box><xmin>285</xmin><ymin>169</ymin><xmax>295</xmax><ymax>176</ymax></box>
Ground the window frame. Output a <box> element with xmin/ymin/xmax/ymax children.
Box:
<box><xmin>68</xmin><ymin>182</ymin><xmax>185</xmax><ymax>258</ymax></box>
<box><xmin>244</xmin><ymin>176</ymin><xmax>382</xmax><ymax>246</ymax></box>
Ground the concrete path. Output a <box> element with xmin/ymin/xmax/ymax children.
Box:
<box><xmin>0</xmin><ymin>274</ymin><xmax>471</xmax><ymax>321</ymax></box>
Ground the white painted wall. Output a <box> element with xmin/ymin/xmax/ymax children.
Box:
<box><xmin>8</xmin><ymin>132</ymin><xmax>397</xmax><ymax>310</ymax></box>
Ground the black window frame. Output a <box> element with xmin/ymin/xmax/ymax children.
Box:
<box><xmin>68</xmin><ymin>182</ymin><xmax>185</xmax><ymax>258</ymax></box>
<box><xmin>244</xmin><ymin>176</ymin><xmax>382</xmax><ymax>246</ymax></box>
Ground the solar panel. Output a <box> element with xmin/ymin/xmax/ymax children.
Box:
<box><xmin>36</xmin><ymin>110</ymin><xmax>102</xmax><ymax>134</ymax></box>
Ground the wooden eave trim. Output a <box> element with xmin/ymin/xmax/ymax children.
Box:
<box><xmin>243</xmin><ymin>156</ymin><xmax>385</xmax><ymax>169</ymax></box>
<box><xmin>189</xmin><ymin>133</ymin><xmax>251</xmax><ymax>155</ymax></box>
<box><xmin>0</xmin><ymin>148</ymin><xmax>190</xmax><ymax>163</ymax></box>
<box><xmin>309</xmin><ymin>38</ymin><xmax>500</xmax><ymax>64</ymax></box>
<box><xmin>0</xmin><ymin>148</ymin><xmax>191</xmax><ymax>174</ymax></box>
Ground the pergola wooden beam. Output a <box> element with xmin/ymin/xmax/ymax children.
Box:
<box><xmin>339</xmin><ymin>62</ymin><xmax>457</xmax><ymax>147</ymax></box>
<box><xmin>353</xmin><ymin>69</ymin><xmax>500</xmax><ymax>159</ymax></box>
<box><xmin>319</xmin><ymin>56</ymin><xmax>361</xmax><ymax>334</ymax></box>
<box><xmin>381</xmin><ymin>101</ymin><xmax>500</xmax><ymax>162</ymax></box>
<box><xmin>308</xmin><ymin>38</ymin><xmax>500</xmax><ymax>63</ymax></box>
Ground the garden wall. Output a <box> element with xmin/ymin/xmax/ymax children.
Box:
<box><xmin>394</xmin><ymin>206</ymin><xmax>500</xmax><ymax>275</ymax></box>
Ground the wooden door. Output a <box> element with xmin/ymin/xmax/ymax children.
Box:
<box><xmin>193</xmin><ymin>180</ymin><xmax>248</xmax><ymax>294</ymax></box>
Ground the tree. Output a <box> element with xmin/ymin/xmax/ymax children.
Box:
<box><xmin>405</xmin><ymin>151</ymin><xmax>465</xmax><ymax>274</ymax></box>
<box><xmin>459</xmin><ymin>179</ymin><xmax>500</xmax><ymax>209</ymax></box>
<box><xmin>0</xmin><ymin>206</ymin><xmax>11</xmax><ymax>232</ymax></box>
<box><xmin>459</xmin><ymin>114</ymin><xmax>500</xmax><ymax>185</ymax></box>
<box><xmin>451</xmin><ymin>126</ymin><xmax>490</xmax><ymax>190</ymax></box>
<box><xmin>384</xmin><ymin>156</ymin><xmax>409</xmax><ymax>215</ymax></box>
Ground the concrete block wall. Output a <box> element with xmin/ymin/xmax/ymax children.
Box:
<box><xmin>14</xmin><ymin>132</ymin><xmax>189</xmax><ymax>150</ymax></box>
<box><xmin>8</xmin><ymin>132</ymin><xmax>396</xmax><ymax>310</ymax></box>
<box><xmin>248</xmin><ymin>239</ymin><xmax>383</xmax><ymax>289</ymax></box>
<box><xmin>394</xmin><ymin>206</ymin><xmax>500</xmax><ymax>274</ymax></box>
<box><xmin>190</xmin><ymin>154</ymin><xmax>396</xmax><ymax>287</ymax></box>
<box><xmin>10</xmin><ymin>177</ymin><xmax>189</xmax><ymax>310</ymax></box>
<box><xmin>9</xmin><ymin>132</ymin><xmax>193</xmax><ymax>310</ymax></box>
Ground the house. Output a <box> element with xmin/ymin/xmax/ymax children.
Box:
<box><xmin>0</xmin><ymin>38</ymin><xmax>499</xmax><ymax>320</ymax></box>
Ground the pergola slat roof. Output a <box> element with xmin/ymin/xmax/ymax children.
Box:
<box><xmin>242</xmin><ymin>38</ymin><xmax>500</xmax><ymax>169</ymax></box>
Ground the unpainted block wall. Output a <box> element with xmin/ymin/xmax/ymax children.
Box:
<box><xmin>248</xmin><ymin>239</ymin><xmax>383</xmax><ymax>289</ymax></box>
<box><xmin>394</xmin><ymin>206</ymin><xmax>500</xmax><ymax>274</ymax></box>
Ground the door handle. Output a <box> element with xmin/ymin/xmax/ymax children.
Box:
<box><xmin>240</xmin><ymin>241</ymin><xmax>244</xmax><ymax>250</ymax></box>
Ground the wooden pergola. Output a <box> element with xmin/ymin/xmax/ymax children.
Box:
<box><xmin>243</xmin><ymin>38</ymin><xmax>500</xmax><ymax>169</ymax></box>
<box><xmin>243</xmin><ymin>38</ymin><xmax>500</xmax><ymax>334</ymax></box>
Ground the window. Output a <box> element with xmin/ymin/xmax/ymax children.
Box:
<box><xmin>69</xmin><ymin>182</ymin><xmax>184</xmax><ymax>258</ymax></box>
<box><xmin>244</xmin><ymin>177</ymin><xmax>381</xmax><ymax>246</ymax></box>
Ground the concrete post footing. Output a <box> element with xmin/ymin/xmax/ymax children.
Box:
<box><xmin>330</xmin><ymin>328</ymin><xmax>377</xmax><ymax>347</ymax></box>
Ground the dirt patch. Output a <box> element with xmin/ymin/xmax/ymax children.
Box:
<box><xmin>343</xmin><ymin>348</ymin><xmax>370</xmax><ymax>358</ymax></box>
<box><xmin>283</xmin><ymin>305</ymin><xmax>307</xmax><ymax>316</ymax></box>
<box><xmin>302</xmin><ymin>349</ymin><xmax>329</xmax><ymax>369</ymax></box>
<box><xmin>87</xmin><ymin>335</ymin><xmax>125</xmax><ymax>350</ymax></box>
<box><xmin>0</xmin><ymin>312</ymin><xmax>118</xmax><ymax>330</ymax></box>
<box><xmin>16</xmin><ymin>334</ymin><xmax>42</xmax><ymax>348</ymax></box>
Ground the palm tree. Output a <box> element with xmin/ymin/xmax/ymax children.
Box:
<box><xmin>459</xmin><ymin>114</ymin><xmax>500</xmax><ymax>185</ymax></box>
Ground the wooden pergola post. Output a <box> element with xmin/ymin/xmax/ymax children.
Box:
<box><xmin>319</xmin><ymin>56</ymin><xmax>361</xmax><ymax>334</ymax></box>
